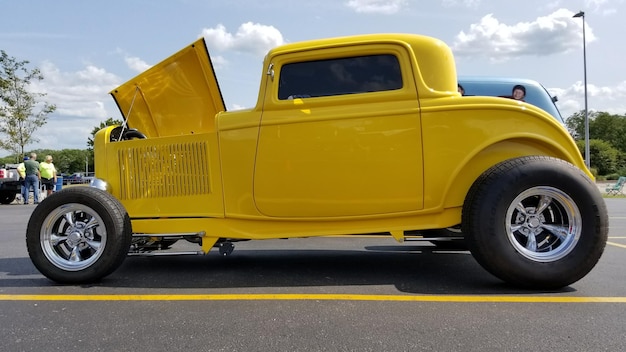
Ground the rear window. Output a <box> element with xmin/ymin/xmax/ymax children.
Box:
<box><xmin>278</xmin><ymin>54</ymin><xmax>402</xmax><ymax>100</ymax></box>
<box><xmin>458</xmin><ymin>80</ymin><xmax>564</xmax><ymax>124</ymax></box>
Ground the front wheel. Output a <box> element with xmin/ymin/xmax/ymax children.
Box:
<box><xmin>26</xmin><ymin>187</ymin><xmax>132</xmax><ymax>284</ymax></box>
<box><xmin>463</xmin><ymin>156</ymin><xmax>608</xmax><ymax>289</ymax></box>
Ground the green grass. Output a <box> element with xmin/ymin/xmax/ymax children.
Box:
<box><xmin>603</xmin><ymin>193</ymin><xmax>626</xmax><ymax>198</ymax></box>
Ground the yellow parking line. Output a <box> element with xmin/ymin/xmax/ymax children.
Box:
<box><xmin>0</xmin><ymin>294</ymin><xmax>625</xmax><ymax>303</ymax></box>
<box><xmin>607</xmin><ymin>241</ymin><xmax>626</xmax><ymax>249</ymax></box>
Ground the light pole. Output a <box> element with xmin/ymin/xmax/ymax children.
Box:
<box><xmin>573</xmin><ymin>10</ymin><xmax>590</xmax><ymax>169</ymax></box>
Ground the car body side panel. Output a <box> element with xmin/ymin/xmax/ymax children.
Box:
<box><xmin>254</xmin><ymin>99</ymin><xmax>423</xmax><ymax>217</ymax></box>
<box><xmin>128</xmin><ymin>206</ymin><xmax>462</xmax><ymax>239</ymax></box>
<box><xmin>94</xmin><ymin>127</ymin><xmax>224</xmax><ymax>219</ymax></box>
<box><xmin>253</xmin><ymin>44</ymin><xmax>423</xmax><ymax>218</ymax></box>
<box><xmin>217</xmin><ymin>109</ymin><xmax>264</xmax><ymax>218</ymax></box>
<box><xmin>419</xmin><ymin>96</ymin><xmax>588</xmax><ymax>210</ymax></box>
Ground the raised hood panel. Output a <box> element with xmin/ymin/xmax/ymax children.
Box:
<box><xmin>111</xmin><ymin>38</ymin><xmax>225</xmax><ymax>137</ymax></box>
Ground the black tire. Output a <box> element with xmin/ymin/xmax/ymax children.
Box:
<box><xmin>109</xmin><ymin>126</ymin><xmax>146</xmax><ymax>141</ymax></box>
<box><xmin>0</xmin><ymin>191</ymin><xmax>16</xmax><ymax>204</ymax></box>
<box><xmin>26</xmin><ymin>187</ymin><xmax>132</xmax><ymax>284</ymax></box>
<box><xmin>463</xmin><ymin>156</ymin><xmax>608</xmax><ymax>289</ymax></box>
<box><xmin>122</xmin><ymin>128</ymin><xmax>146</xmax><ymax>140</ymax></box>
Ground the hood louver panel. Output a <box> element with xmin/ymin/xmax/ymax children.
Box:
<box><xmin>117</xmin><ymin>141</ymin><xmax>211</xmax><ymax>200</ymax></box>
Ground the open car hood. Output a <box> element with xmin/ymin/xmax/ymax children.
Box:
<box><xmin>110</xmin><ymin>38</ymin><xmax>225</xmax><ymax>137</ymax></box>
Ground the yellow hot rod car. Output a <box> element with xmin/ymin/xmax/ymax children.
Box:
<box><xmin>26</xmin><ymin>33</ymin><xmax>608</xmax><ymax>288</ymax></box>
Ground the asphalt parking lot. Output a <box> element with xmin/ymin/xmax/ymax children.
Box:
<box><xmin>1</xmin><ymin>199</ymin><xmax>625</xmax><ymax>351</ymax></box>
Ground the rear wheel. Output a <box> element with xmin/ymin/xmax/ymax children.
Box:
<box><xmin>0</xmin><ymin>191</ymin><xmax>16</xmax><ymax>204</ymax></box>
<box><xmin>26</xmin><ymin>187</ymin><xmax>132</xmax><ymax>284</ymax></box>
<box><xmin>463</xmin><ymin>156</ymin><xmax>608</xmax><ymax>289</ymax></box>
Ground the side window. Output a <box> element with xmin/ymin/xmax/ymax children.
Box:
<box><xmin>278</xmin><ymin>54</ymin><xmax>402</xmax><ymax>100</ymax></box>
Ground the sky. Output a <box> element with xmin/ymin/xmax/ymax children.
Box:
<box><xmin>1</xmin><ymin>0</ymin><xmax>625</xmax><ymax>154</ymax></box>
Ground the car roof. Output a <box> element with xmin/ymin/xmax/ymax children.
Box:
<box><xmin>458</xmin><ymin>76</ymin><xmax>563</xmax><ymax>124</ymax></box>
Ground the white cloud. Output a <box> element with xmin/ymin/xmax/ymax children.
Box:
<box><xmin>37</xmin><ymin>124</ymin><xmax>96</xmax><ymax>151</ymax></box>
<box><xmin>442</xmin><ymin>0</ymin><xmax>481</xmax><ymax>7</ymax></box>
<box><xmin>452</xmin><ymin>9</ymin><xmax>596</xmax><ymax>62</ymax></box>
<box><xmin>552</xmin><ymin>80</ymin><xmax>626</xmax><ymax>118</ymax></box>
<box><xmin>585</xmin><ymin>0</ymin><xmax>608</xmax><ymax>10</ymax></box>
<box><xmin>210</xmin><ymin>55</ymin><xmax>228</xmax><ymax>70</ymax></box>
<box><xmin>200</xmin><ymin>22</ymin><xmax>285</xmax><ymax>57</ymax></box>
<box><xmin>345</xmin><ymin>0</ymin><xmax>408</xmax><ymax>14</ymax></box>
<box><xmin>16</xmin><ymin>61</ymin><xmax>124</xmax><ymax>152</ymax></box>
<box><xmin>544</xmin><ymin>1</ymin><xmax>563</xmax><ymax>10</ymax></box>
<box><xmin>584</xmin><ymin>0</ymin><xmax>620</xmax><ymax>15</ymax></box>
<box><xmin>229</xmin><ymin>103</ymin><xmax>247</xmax><ymax>111</ymax></box>
<box><xmin>34</xmin><ymin>62</ymin><xmax>120</xmax><ymax>119</ymax></box>
<box><xmin>124</xmin><ymin>56</ymin><xmax>151</xmax><ymax>72</ymax></box>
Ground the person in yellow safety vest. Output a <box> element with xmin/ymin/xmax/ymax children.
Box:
<box><xmin>17</xmin><ymin>156</ymin><xmax>27</xmax><ymax>200</ymax></box>
<box><xmin>39</xmin><ymin>155</ymin><xmax>57</xmax><ymax>197</ymax></box>
<box><xmin>17</xmin><ymin>157</ymin><xmax>26</xmax><ymax>179</ymax></box>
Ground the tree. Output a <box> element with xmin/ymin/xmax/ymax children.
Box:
<box><xmin>565</xmin><ymin>110</ymin><xmax>585</xmax><ymax>139</ymax></box>
<box><xmin>575</xmin><ymin>139</ymin><xmax>621</xmax><ymax>176</ymax></box>
<box><xmin>565</xmin><ymin>110</ymin><xmax>626</xmax><ymax>150</ymax></box>
<box><xmin>590</xmin><ymin>112</ymin><xmax>626</xmax><ymax>152</ymax></box>
<box><xmin>48</xmin><ymin>149</ymin><xmax>92</xmax><ymax>174</ymax></box>
<box><xmin>565</xmin><ymin>110</ymin><xmax>602</xmax><ymax>140</ymax></box>
<box><xmin>87</xmin><ymin>117</ymin><xmax>123</xmax><ymax>150</ymax></box>
<box><xmin>565</xmin><ymin>110</ymin><xmax>626</xmax><ymax>176</ymax></box>
<box><xmin>0</xmin><ymin>51</ymin><xmax>56</xmax><ymax>159</ymax></box>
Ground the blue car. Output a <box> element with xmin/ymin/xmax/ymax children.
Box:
<box><xmin>457</xmin><ymin>77</ymin><xmax>564</xmax><ymax>124</ymax></box>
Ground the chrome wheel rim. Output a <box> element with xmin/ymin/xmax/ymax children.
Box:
<box><xmin>505</xmin><ymin>186</ymin><xmax>581</xmax><ymax>262</ymax></box>
<box><xmin>40</xmin><ymin>203</ymin><xmax>107</xmax><ymax>271</ymax></box>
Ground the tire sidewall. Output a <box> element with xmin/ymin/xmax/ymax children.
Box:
<box><xmin>26</xmin><ymin>187</ymin><xmax>132</xmax><ymax>284</ymax></box>
<box><xmin>464</xmin><ymin>157</ymin><xmax>608</xmax><ymax>288</ymax></box>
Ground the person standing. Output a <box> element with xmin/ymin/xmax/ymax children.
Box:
<box><xmin>16</xmin><ymin>156</ymin><xmax>27</xmax><ymax>201</ymax></box>
<box><xmin>22</xmin><ymin>153</ymin><xmax>40</xmax><ymax>205</ymax></box>
<box><xmin>39</xmin><ymin>155</ymin><xmax>57</xmax><ymax>197</ymax></box>
<box><xmin>16</xmin><ymin>156</ymin><xmax>26</xmax><ymax>179</ymax></box>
